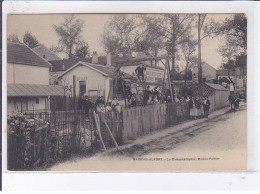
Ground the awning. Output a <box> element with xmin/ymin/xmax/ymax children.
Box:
<box><xmin>8</xmin><ymin>84</ymin><xmax>64</xmax><ymax>97</ymax></box>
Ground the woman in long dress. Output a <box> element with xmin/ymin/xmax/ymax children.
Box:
<box><xmin>190</xmin><ymin>97</ymin><xmax>197</xmax><ymax>119</ymax></box>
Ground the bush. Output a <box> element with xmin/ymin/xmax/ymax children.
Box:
<box><xmin>7</xmin><ymin>112</ymin><xmax>49</xmax><ymax>170</ymax></box>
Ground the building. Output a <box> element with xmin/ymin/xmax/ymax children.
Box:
<box><xmin>192</xmin><ymin>62</ymin><xmax>217</xmax><ymax>83</ymax></box>
<box><xmin>216</xmin><ymin>69</ymin><xmax>236</xmax><ymax>91</ymax></box>
<box><xmin>49</xmin><ymin>53</ymin><xmax>114</xmax><ymax>85</ymax></box>
<box><xmin>217</xmin><ymin>55</ymin><xmax>247</xmax><ymax>95</ymax></box>
<box><xmin>192</xmin><ymin>82</ymin><xmax>230</xmax><ymax>111</ymax></box>
<box><xmin>56</xmin><ymin>61</ymin><xmax>115</xmax><ymax>101</ymax></box>
<box><xmin>7</xmin><ymin>42</ymin><xmax>63</xmax><ymax>112</ymax></box>
<box><xmin>33</xmin><ymin>44</ymin><xmax>61</xmax><ymax>61</ymax></box>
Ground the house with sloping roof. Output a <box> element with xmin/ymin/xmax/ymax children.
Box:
<box><xmin>56</xmin><ymin>60</ymin><xmax>137</xmax><ymax>103</ymax></box>
<box><xmin>33</xmin><ymin>44</ymin><xmax>61</xmax><ymax>61</ymax></box>
<box><xmin>49</xmin><ymin>52</ymin><xmax>165</xmax><ymax>86</ymax></box>
<box><xmin>7</xmin><ymin>42</ymin><xmax>63</xmax><ymax>112</ymax></box>
<box><xmin>192</xmin><ymin>82</ymin><xmax>230</xmax><ymax>111</ymax></box>
<box><xmin>192</xmin><ymin>62</ymin><xmax>217</xmax><ymax>83</ymax></box>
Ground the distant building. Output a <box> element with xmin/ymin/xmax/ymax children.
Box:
<box><xmin>216</xmin><ymin>69</ymin><xmax>236</xmax><ymax>90</ymax></box>
<box><xmin>33</xmin><ymin>44</ymin><xmax>61</xmax><ymax>61</ymax></box>
<box><xmin>7</xmin><ymin>42</ymin><xmax>63</xmax><ymax>112</ymax></box>
<box><xmin>192</xmin><ymin>62</ymin><xmax>217</xmax><ymax>83</ymax></box>
<box><xmin>217</xmin><ymin>55</ymin><xmax>247</xmax><ymax>93</ymax></box>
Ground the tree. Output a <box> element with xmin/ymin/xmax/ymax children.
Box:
<box><xmin>135</xmin><ymin>16</ymin><xmax>164</xmax><ymax>58</ymax></box>
<box><xmin>101</xmin><ymin>15</ymin><xmax>137</xmax><ymax>57</ymax></box>
<box><xmin>218</xmin><ymin>14</ymin><xmax>247</xmax><ymax>59</ymax></box>
<box><xmin>159</xmin><ymin>14</ymin><xmax>194</xmax><ymax>78</ymax></box>
<box><xmin>23</xmin><ymin>31</ymin><xmax>40</xmax><ymax>48</ymax></box>
<box><xmin>197</xmin><ymin>14</ymin><xmax>223</xmax><ymax>83</ymax></box>
<box><xmin>181</xmin><ymin>39</ymin><xmax>197</xmax><ymax>89</ymax></box>
<box><xmin>75</xmin><ymin>41</ymin><xmax>90</xmax><ymax>58</ymax></box>
<box><xmin>7</xmin><ymin>34</ymin><xmax>20</xmax><ymax>43</ymax></box>
<box><xmin>217</xmin><ymin>14</ymin><xmax>247</xmax><ymax>87</ymax></box>
<box><xmin>52</xmin><ymin>15</ymin><xmax>84</xmax><ymax>58</ymax></box>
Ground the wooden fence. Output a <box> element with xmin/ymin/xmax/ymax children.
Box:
<box><xmin>122</xmin><ymin>102</ymin><xmax>189</xmax><ymax>142</ymax></box>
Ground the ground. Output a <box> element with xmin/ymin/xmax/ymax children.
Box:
<box><xmin>51</xmin><ymin>104</ymin><xmax>247</xmax><ymax>171</ymax></box>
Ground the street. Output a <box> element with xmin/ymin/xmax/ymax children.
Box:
<box><xmin>51</xmin><ymin>105</ymin><xmax>247</xmax><ymax>171</ymax></box>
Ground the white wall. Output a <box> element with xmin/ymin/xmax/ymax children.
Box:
<box><xmin>8</xmin><ymin>97</ymin><xmax>49</xmax><ymax>112</ymax></box>
<box><xmin>192</xmin><ymin>63</ymin><xmax>217</xmax><ymax>83</ymax></box>
<box><xmin>7</xmin><ymin>63</ymin><xmax>49</xmax><ymax>85</ymax></box>
<box><xmin>59</xmin><ymin>65</ymin><xmax>110</xmax><ymax>98</ymax></box>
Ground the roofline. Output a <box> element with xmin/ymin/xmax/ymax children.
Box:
<box><xmin>204</xmin><ymin>82</ymin><xmax>228</xmax><ymax>91</ymax></box>
<box><xmin>57</xmin><ymin>61</ymin><xmax>109</xmax><ymax>79</ymax></box>
<box><xmin>7</xmin><ymin>61</ymin><xmax>49</xmax><ymax>68</ymax></box>
<box><xmin>28</xmin><ymin>44</ymin><xmax>52</xmax><ymax>67</ymax></box>
<box><xmin>8</xmin><ymin>42</ymin><xmax>52</xmax><ymax>67</ymax></box>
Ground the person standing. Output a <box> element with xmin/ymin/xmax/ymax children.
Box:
<box><xmin>188</xmin><ymin>96</ymin><xmax>193</xmax><ymax>118</ymax></box>
<box><xmin>143</xmin><ymin>86</ymin><xmax>151</xmax><ymax>106</ymax></box>
<box><xmin>203</xmin><ymin>96</ymin><xmax>210</xmax><ymax>118</ymax></box>
<box><xmin>135</xmin><ymin>63</ymin><xmax>146</xmax><ymax>82</ymax></box>
<box><xmin>130</xmin><ymin>93</ymin><xmax>137</xmax><ymax>107</ymax></box>
<box><xmin>194</xmin><ymin>97</ymin><xmax>202</xmax><ymax>119</ymax></box>
<box><xmin>228</xmin><ymin>94</ymin><xmax>235</xmax><ymax>112</ymax></box>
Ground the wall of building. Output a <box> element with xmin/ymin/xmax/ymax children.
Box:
<box><xmin>58</xmin><ymin>65</ymin><xmax>111</xmax><ymax>99</ymax></box>
<box><xmin>7</xmin><ymin>63</ymin><xmax>49</xmax><ymax>85</ymax></box>
<box><xmin>192</xmin><ymin>63</ymin><xmax>217</xmax><ymax>83</ymax></box>
<box><xmin>8</xmin><ymin>97</ymin><xmax>49</xmax><ymax>112</ymax></box>
<box><xmin>120</xmin><ymin>66</ymin><xmax>164</xmax><ymax>83</ymax></box>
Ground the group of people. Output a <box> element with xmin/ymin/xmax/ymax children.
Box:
<box><xmin>188</xmin><ymin>96</ymin><xmax>211</xmax><ymax>119</ymax></box>
<box><xmin>78</xmin><ymin>96</ymin><xmax>123</xmax><ymax>115</ymax></box>
<box><xmin>143</xmin><ymin>86</ymin><xmax>162</xmax><ymax>105</ymax></box>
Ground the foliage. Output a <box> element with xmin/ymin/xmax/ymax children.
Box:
<box><xmin>7</xmin><ymin>112</ymin><xmax>48</xmax><ymax>135</ymax></box>
<box><xmin>7</xmin><ymin>112</ymin><xmax>49</xmax><ymax>170</ymax></box>
<box><xmin>101</xmin><ymin>15</ymin><xmax>137</xmax><ymax>57</ymax></box>
<box><xmin>75</xmin><ymin>40</ymin><xmax>90</xmax><ymax>58</ymax></box>
<box><xmin>218</xmin><ymin>14</ymin><xmax>247</xmax><ymax>63</ymax></box>
<box><xmin>7</xmin><ymin>34</ymin><xmax>20</xmax><ymax>43</ymax></box>
<box><xmin>23</xmin><ymin>31</ymin><xmax>40</xmax><ymax>48</ymax></box>
<box><xmin>181</xmin><ymin>39</ymin><xmax>196</xmax><ymax>68</ymax></box>
<box><xmin>134</xmin><ymin>16</ymin><xmax>165</xmax><ymax>57</ymax></box>
<box><xmin>161</xmin><ymin>14</ymin><xmax>195</xmax><ymax>72</ymax></box>
<box><xmin>52</xmin><ymin>15</ymin><xmax>86</xmax><ymax>58</ymax></box>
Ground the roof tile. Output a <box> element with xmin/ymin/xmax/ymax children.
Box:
<box><xmin>7</xmin><ymin>42</ymin><xmax>50</xmax><ymax>67</ymax></box>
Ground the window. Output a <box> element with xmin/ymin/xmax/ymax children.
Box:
<box><xmin>79</xmin><ymin>81</ymin><xmax>86</xmax><ymax>96</ymax></box>
<box><xmin>36</xmin><ymin>97</ymin><xmax>39</xmax><ymax>104</ymax></box>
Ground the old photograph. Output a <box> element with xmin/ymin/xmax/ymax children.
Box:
<box><xmin>6</xmin><ymin>13</ymin><xmax>247</xmax><ymax>171</ymax></box>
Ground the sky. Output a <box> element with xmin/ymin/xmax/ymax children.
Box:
<box><xmin>7</xmin><ymin>13</ymin><xmax>232</xmax><ymax>70</ymax></box>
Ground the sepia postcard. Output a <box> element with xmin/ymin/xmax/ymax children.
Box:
<box><xmin>5</xmin><ymin>12</ymin><xmax>247</xmax><ymax>172</ymax></box>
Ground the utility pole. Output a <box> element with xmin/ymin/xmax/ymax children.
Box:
<box><xmin>198</xmin><ymin>14</ymin><xmax>202</xmax><ymax>84</ymax></box>
<box><xmin>166</xmin><ymin>59</ymin><xmax>174</xmax><ymax>103</ymax></box>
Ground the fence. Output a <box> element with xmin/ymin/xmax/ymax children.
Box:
<box><xmin>8</xmin><ymin>102</ymin><xmax>189</xmax><ymax>170</ymax></box>
<box><xmin>122</xmin><ymin>102</ymin><xmax>189</xmax><ymax>142</ymax></box>
<box><xmin>7</xmin><ymin>109</ymin><xmax>123</xmax><ymax>170</ymax></box>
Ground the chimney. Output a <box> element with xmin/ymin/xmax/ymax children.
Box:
<box><xmin>92</xmin><ymin>51</ymin><xmax>98</xmax><ymax>64</ymax></box>
<box><xmin>107</xmin><ymin>53</ymin><xmax>112</xmax><ymax>66</ymax></box>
